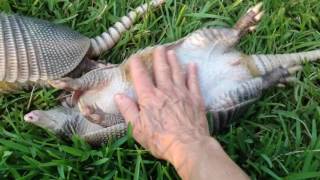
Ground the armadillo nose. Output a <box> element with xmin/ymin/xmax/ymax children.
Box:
<box><xmin>24</xmin><ymin>111</ymin><xmax>40</xmax><ymax>122</ymax></box>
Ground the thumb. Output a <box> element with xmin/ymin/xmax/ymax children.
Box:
<box><xmin>114</xmin><ymin>94</ymin><xmax>140</xmax><ymax>125</ymax></box>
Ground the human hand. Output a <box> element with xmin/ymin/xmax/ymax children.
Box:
<box><xmin>114</xmin><ymin>47</ymin><xmax>209</xmax><ymax>161</ymax></box>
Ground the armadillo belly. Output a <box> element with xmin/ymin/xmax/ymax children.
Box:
<box><xmin>0</xmin><ymin>13</ymin><xmax>90</xmax><ymax>92</ymax></box>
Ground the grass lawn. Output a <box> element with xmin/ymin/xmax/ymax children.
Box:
<box><xmin>1</xmin><ymin>0</ymin><xmax>320</xmax><ymax>179</ymax></box>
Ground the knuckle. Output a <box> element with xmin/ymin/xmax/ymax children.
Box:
<box><xmin>159</xmin><ymin>64</ymin><xmax>170</xmax><ymax>72</ymax></box>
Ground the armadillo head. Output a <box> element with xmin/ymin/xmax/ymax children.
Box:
<box><xmin>24</xmin><ymin>107</ymin><xmax>74</xmax><ymax>134</ymax></box>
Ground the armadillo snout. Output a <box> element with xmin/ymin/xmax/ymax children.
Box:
<box><xmin>24</xmin><ymin>111</ymin><xmax>41</xmax><ymax>123</ymax></box>
<box><xmin>24</xmin><ymin>110</ymin><xmax>60</xmax><ymax>132</ymax></box>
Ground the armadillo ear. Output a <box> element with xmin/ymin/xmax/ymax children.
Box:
<box><xmin>88</xmin><ymin>0</ymin><xmax>166</xmax><ymax>57</ymax></box>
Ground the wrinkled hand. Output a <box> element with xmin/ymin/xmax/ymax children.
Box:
<box><xmin>115</xmin><ymin>47</ymin><xmax>209</xmax><ymax>161</ymax></box>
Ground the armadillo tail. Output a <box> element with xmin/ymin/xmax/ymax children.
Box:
<box><xmin>88</xmin><ymin>0</ymin><xmax>166</xmax><ymax>58</ymax></box>
<box><xmin>250</xmin><ymin>49</ymin><xmax>320</xmax><ymax>75</ymax></box>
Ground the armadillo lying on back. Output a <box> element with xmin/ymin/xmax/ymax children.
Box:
<box><xmin>25</xmin><ymin>3</ymin><xmax>320</xmax><ymax>146</ymax></box>
<box><xmin>0</xmin><ymin>0</ymin><xmax>165</xmax><ymax>92</ymax></box>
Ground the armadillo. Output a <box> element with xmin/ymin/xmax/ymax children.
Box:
<box><xmin>25</xmin><ymin>3</ymin><xmax>320</xmax><ymax>145</ymax></box>
<box><xmin>0</xmin><ymin>0</ymin><xmax>165</xmax><ymax>93</ymax></box>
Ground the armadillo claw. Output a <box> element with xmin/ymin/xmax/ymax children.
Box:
<box><xmin>276</xmin><ymin>83</ymin><xmax>286</xmax><ymax>88</ymax></box>
<box><xmin>287</xmin><ymin>65</ymin><xmax>303</xmax><ymax>75</ymax></box>
<box><xmin>280</xmin><ymin>76</ymin><xmax>298</xmax><ymax>84</ymax></box>
<box><xmin>249</xmin><ymin>26</ymin><xmax>257</xmax><ymax>32</ymax></box>
<box><xmin>247</xmin><ymin>2</ymin><xmax>263</xmax><ymax>14</ymax></box>
<box><xmin>254</xmin><ymin>11</ymin><xmax>264</xmax><ymax>22</ymax></box>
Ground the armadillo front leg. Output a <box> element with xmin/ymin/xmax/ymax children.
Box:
<box><xmin>49</xmin><ymin>67</ymin><xmax>117</xmax><ymax>91</ymax></box>
<box><xmin>80</xmin><ymin>105</ymin><xmax>125</xmax><ymax>128</ymax></box>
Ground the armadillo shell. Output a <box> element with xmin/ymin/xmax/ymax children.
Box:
<box><xmin>0</xmin><ymin>13</ymin><xmax>90</xmax><ymax>83</ymax></box>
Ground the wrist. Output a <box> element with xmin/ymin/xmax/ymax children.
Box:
<box><xmin>166</xmin><ymin>136</ymin><xmax>223</xmax><ymax>177</ymax></box>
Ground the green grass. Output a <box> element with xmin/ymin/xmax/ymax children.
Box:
<box><xmin>1</xmin><ymin>0</ymin><xmax>320</xmax><ymax>179</ymax></box>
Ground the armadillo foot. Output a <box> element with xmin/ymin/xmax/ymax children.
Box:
<box><xmin>49</xmin><ymin>77</ymin><xmax>80</xmax><ymax>91</ymax></box>
<box><xmin>79</xmin><ymin>105</ymin><xmax>103</xmax><ymax>123</ymax></box>
<box><xmin>276</xmin><ymin>65</ymin><xmax>302</xmax><ymax>85</ymax></box>
<box><xmin>78</xmin><ymin>104</ymin><xmax>125</xmax><ymax>127</ymax></box>
<box><xmin>234</xmin><ymin>2</ymin><xmax>264</xmax><ymax>34</ymax></box>
<box><xmin>261</xmin><ymin>67</ymin><xmax>293</xmax><ymax>89</ymax></box>
<box><xmin>281</xmin><ymin>77</ymin><xmax>298</xmax><ymax>84</ymax></box>
<box><xmin>59</xmin><ymin>90</ymin><xmax>83</xmax><ymax>108</ymax></box>
<box><xmin>89</xmin><ymin>114</ymin><xmax>104</xmax><ymax>124</ymax></box>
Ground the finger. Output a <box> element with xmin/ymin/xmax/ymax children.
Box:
<box><xmin>153</xmin><ymin>46</ymin><xmax>172</xmax><ymax>87</ymax></box>
<box><xmin>129</xmin><ymin>55</ymin><xmax>155</xmax><ymax>98</ymax></box>
<box><xmin>167</xmin><ymin>50</ymin><xmax>186</xmax><ymax>87</ymax></box>
<box><xmin>187</xmin><ymin>63</ymin><xmax>202</xmax><ymax>98</ymax></box>
<box><xmin>115</xmin><ymin>94</ymin><xmax>140</xmax><ymax>125</ymax></box>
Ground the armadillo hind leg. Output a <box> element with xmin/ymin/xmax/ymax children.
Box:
<box><xmin>234</xmin><ymin>2</ymin><xmax>264</xmax><ymax>37</ymax></box>
<box><xmin>83</xmin><ymin>123</ymin><xmax>127</xmax><ymax>146</ymax></box>
<box><xmin>182</xmin><ymin>2</ymin><xmax>264</xmax><ymax>51</ymax></box>
<box><xmin>208</xmin><ymin>67</ymin><xmax>291</xmax><ymax>132</ymax></box>
<box><xmin>248</xmin><ymin>49</ymin><xmax>320</xmax><ymax>75</ymax></box>
<box><xmin>182</xmin><ymin>28</ymin><xmax>243</xmax><ymax>50</ymax></box>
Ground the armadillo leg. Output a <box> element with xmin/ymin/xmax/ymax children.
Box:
<box><xmin>49</xmin><ymin>67</ymin><xmax>116</xmax><ymax>91</ymax></box>
<box><xmin>179</xmin><ymin>3</ymin><xmax>264</xmax><ymax>51</ymax></box>
<box><xmin>83</xmin><ymin>123</ymin><xmax>127</xmax><ymax>146</ymax></box>
<box><xmin>234</xmin><ymin>2</ymin><xmax>264</xmax><ymax>37</ymax></box>
<box><xmin>91</xmin><ymin>112</ymin><xmax>125</xmax><ymax>128</ymax></box>
<box><xmin>209</xmin><ymin>67</ymin><xmax>290</xmax><ymax>132</ymax></box>
<box><xmin>78</xmin><ymin>104</ymin><xmax>125</xmax><ymax>127</ymax></box>
<box><xmin>249</xmin><ymin>49</ymin><xmax>320</xmax><ymax>75</ymax></box>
